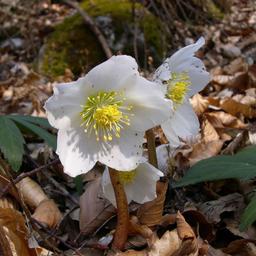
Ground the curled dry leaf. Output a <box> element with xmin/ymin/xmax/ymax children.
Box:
<box><xmin>129</xmin><ymin>216</ymin><xmax>153</xmax><ymax>238</ymax></box>
<box><xmin>223</xmin><ymin>239</ymin><xmax>256</xmax><ymax>256</ymax></box>
<box><xmin>80</xmin><ymin>178</ymin><xmax>116</xmax><ymax>235</ymax></box>
<box><xmin>213</xmin><ymin>72</ymin><xmax>249</xmax><ymax>89</ymax></box>
<box><xmin>201</xmin><ymin>117</ymin><xmax>220</xmax><ymax>143</ymax></box>
<box><xmin>32</xmin><ymin>199</ymin><xmax>62</xmax><ymax>228</ymax></box>
<box><xmin>17</xmin><ymin>177</ymin><xmax>48</xmax><ymax>209</ymax></box>
<box><xmin>220</xmin><ymin>98</ymin><xmax>256</xmax><ymax>119</ymax></box>
<box><xmin>137</xmin><ymin>180</ymin><xmax>168</xmax><ymax>227</ymax></box>
<box><xmin>191</xmin><ymin>94</ymin><xmax>209</xmax><ymax>116</ymax></box>
<box><xmin>205</xmin><ymin>111</ymin><xmax>247</xmax><ymax>129</ymax></box>
<box><xmin>0</xmin><ymin>207</ymin><xmax>37</xmax><ymax>256</ymax></box>
<box><xmin>198</xmin><ymin>193</ymin><xmax>245</xmax><ymax>224</ymax></box>
<box><xmin>188</xmin><ymin>140</ymin><xmax>224</xmax><ymax>166</ymax></box>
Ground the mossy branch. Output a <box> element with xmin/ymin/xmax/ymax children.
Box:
<box><xmin>62</xmin><ymin>0</ymin><xmax>112</xmax><ymax>59</ymax></box>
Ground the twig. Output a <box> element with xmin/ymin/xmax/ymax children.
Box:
<box><xmin>62</xmin><ymin>0</ymin><xmax>113</xmax><ymax>59</ymax></box>
<box><xmin>146</xmin><ymin>129</ymin><xmax>158</xmax><ymax>168</ymax></box>
<box><xmin>0</xmin><ymin>158</ymin><xmax>60</xmax><ymax>198</ymax></box>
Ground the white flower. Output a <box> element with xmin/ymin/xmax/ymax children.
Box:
<box><xmin>154</xmin><ymin>37</ymin><xmax>210</xmax><ymax>147</ymax></box>
<box><xmin>101</xmin><ymin>162</ymin><xmax>163</xmax><ymax>207</ymax></box>
<box><xmin>44</xmin><ymin>55</ymin><xmax>172</xmax><ymax>177</ymax></box>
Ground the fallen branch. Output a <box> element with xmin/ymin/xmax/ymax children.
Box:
<box><xmin>62</xmin><ymin>0</ymin><xmax>113</xmax><ymax>59</ymax></box>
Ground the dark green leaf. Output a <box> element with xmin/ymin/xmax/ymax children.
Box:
<box><xmin>240</xmin><ymin>196</ymin><xmax>256</xmax><ymax>231</ymax></box>
<box><xmin>8</xmin><ymin>115</ymin><xmax>52</xmax><ymax>129</ymax></box>
<box><xmin>174</xmin><ymin>146</ymin><xmax>256</xmax><ymax>188</ymax></box>
<box><xmin>0</xmin><ymin>116</ymin><xmax>25</xmax><ymax>171</ymax></box>
<box><xmin>10</xmin><ymin>118</ymin><xmax>57</xmax><ymax>150</ymax></box>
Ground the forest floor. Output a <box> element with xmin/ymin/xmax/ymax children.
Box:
<box><xmin>0</xmin><ymin>0</ymin><xmax>256</xmax><ymax>255</ymax></box>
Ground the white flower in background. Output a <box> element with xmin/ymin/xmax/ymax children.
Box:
<box><xmin>154</xmin><ymin>37</ymin><xmax>210</xmax><ymax>147</ymax></box>
<box><xmin>101</xmin><ymin>162</ymin><xmax>163</xmax><ymax>207</ymax></box>
<box><xmin>44</xmin><ymin>55</ymin><xmax>172</xmax><ymax>177</ymax></box>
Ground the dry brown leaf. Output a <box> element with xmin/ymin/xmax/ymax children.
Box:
<box><xmin>176</xmin><ymin>211</ymin><xmax>195</xmax><ymax>240</ymax></box>
<box><xmin>191</xmin><ymin>94</ymin><xmax>209</xmax><ymax>116</ymax></box>
<box><xmin>205</xmin><ymin>111</ymin><xmax>247</xmax><ymax>129</ymax></box>
<box><xmin>201</xmin><ymin>117</ymin><xmax>220</xmax><ymax>142</ymax></box>
<box><xmin>80</xmin><ymin>178</ymin><xmax>115</xmax><ymax>235</ymax></box>
<box><xmin>207</xmin><ymin>245</ymin><xmax>230</xmax><ymax>256</ymax></box>
<box><xmin>148</xmin><ymin>230</ymin><xmax>182</xmax><ymax>256</ymax></box>
<box><xmin>198</xmin><ymin>193</ymin><xmax>244</xmax><ymax>224</ymax></box>
<box><xmin>172</xmin><ymin>212</ymin><xmax>198</xmax><ymax>256</ymax></box>
<box><xmin>32</xmin><ymin>199</ymin><xmax>62</xmax><ymax>228</ymax></box>
<box><xmin>223</xmin><ymin>57</ymin><xmax>248</xmax><ymax>74</ymax></box>
<box><xmin>189</xmin><ymin>140</ymin><xmax>224</xmax><ymax>166</ymax></box>
<box><xmin>213</xmin><ymin>72</ymin><xmax>249</xmax><ymax>89</ymax></box>
<box><xmin>208</xmin><ymin>97</ymin><xmax>221</xmax><ymax>108</ymax></box>
<box><xmin>221</xmin><ymin>98</ymin><xmax>256</xmax><ymax>118</ymax></box>
<box><xmin>223</xmin><ymin>239</ymin><xmax>256</xmax><ymax>256</ymax></box>
<box><xmin>129</xmin><ymin>216</ymin><xmax>153</xmax><ymax>238</ymax></box>
<box><xmin>0</xmin><ymin>207</ymin><xmax>37</xmax><ymax>256</ymax></box>
<box><xmin>17</xmin><ymin>177</ymin><xmax>48</xmax><ymax>209</ymax></box>
<box><xmin>137</xmin><ymin>180</ymin><xmax>168</xmax><ymax>226</ymax></box>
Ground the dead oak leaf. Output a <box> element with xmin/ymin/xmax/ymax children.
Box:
<box><xmin>137</xmin><ymin>180</ymin><xmax>168</xmax><ymax>227</ymax></box>
<box><xmin>205</xmin><ymin>111</ymin><xmax>247</xmax><ymax>129</ymax></box>
<box><xmin>80</xmin><ymin>178</ymin><xmax>115</xmax><ymax>235</ymax></box>
<box><xmin>220</xmin><ymin>98</ymin><xmax>256</xmax><ymax>119</ymax></box>
<box><xmin>0</xmin><ymin>207</ymin><xmax>37</xmax><ymax>256</ymax></box>
<box><xmin>201</xmin><ymin>117</ymin><xmax>220</xmax><ymax>143</ymax></box>
<box><xmin>188</xmin><ymin>140</ymin><xmax>224</xmax><ymax>166</ymax></box>
<box><xmin>191</xmin><ymin>94</ymin><xmax>209</xmax><ymax>116</ymax></box>
<box><xmin>32</xmin><ymin>199</ymin><xmax>62</xmax><ymax>228</ymax></box>
<box><xmin>198</xmin><ymin>193</ymin><xmax>245</xmax><ymax>224</ymax></box>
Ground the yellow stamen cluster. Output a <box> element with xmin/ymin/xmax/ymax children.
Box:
<box><xmin>167</xmin><ymin>72</ymin><xmax>191</xmax><ymax>105</ymax></box>
<box><xmin>80</xmin><ymin>91</ymin><xmax>132</xmax><ymax>141</ymax></box>
<box><xmin>119</xmin><ymin>170</ymin><xmax>137</xmax><ymax>185</ymax></box>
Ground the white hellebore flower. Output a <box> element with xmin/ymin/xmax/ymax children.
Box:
<box><xmin>154</xmin><ymin>37</ymin><xmax>210</xmax><ymax>147</ymax></box>
<box><xmin>45</xmin><ymin>55</ymin><xmax>172</xmax><ymax>177</ymax></box>
<box><xmin>102</xmin><ymin>162</ymin><xmax>163</xmax><ymax>207</ymax></box>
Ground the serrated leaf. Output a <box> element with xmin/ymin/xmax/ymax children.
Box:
<box><xmin>10</xmin><ymin>118</ymin><xmax>56</xmax><ymax>150</ymax></box>
<box><xmin>174</xmin><ymin>146</ymin><xmax>256</xmax><ymax>187</ymax></box>
<box><xmin>0</xmin><ymin>116</ymin><xmax>25</xmax><ymax>171</ymax></box>
<box><xmin>240</xmin><ymin>196</ymin><xmax>256</xmax><ymax>231</ymax></box>
<box><xmin>8</xmin><ymin>115</ymin><xmax>52</xmax><ymax>129</ymax></box>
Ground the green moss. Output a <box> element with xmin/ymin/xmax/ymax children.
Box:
<box><xmin>142</xmin><ymin>13</ymin><xmax>167</xmax><ymax>63</ymax></box>
<box><xmin>206</xmin><ymin>0</ymin><xmax>225</xmax><ymax>19</ymax></box>
<box><xmin>40</xmin><ymin>14</ymin><xmax>105</xmax><ymax>78</ymax></box>
<box><xmin>40</xmin><ymin>0</ymin><xmax>166</xmax><ymax>78</ymax></box>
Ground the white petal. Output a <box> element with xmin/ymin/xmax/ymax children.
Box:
<box><xmin>127</xmin><ymin>162</ymin><xmax>163</xmax><ymax>204</ymax></box>
<box><xmin>87</xmin><ymin>55</ymin><xmax>139</xmax><ymax>92</ymax></box>
<box><xmin>56</xmin><ymin>127</ymin><xmax>99</xmax><ymax>177</ymax></box>
<box><xmin>173</xmin><ymin>57</ymin><xmax>210</xmax><ymax>97</ymax></box>
<box><xmin>125</xmin><ymin>76</ymin><xmax>173</xmax><ymax>131</ymax></box>
<box><xmin>99</xmin><ymin>129</ymin><xmax>146</xmax><ymax>171</ymax></box>
<box><xmin>101</xmin><ymin>168</ymin><xmax>117</xmax><ymax>207</ymax></box>
<box><xmin>44</xmin><ymin>76</ymin><xmax>92</xmax><ymax>130</ymax></box>
<box><xmin>153</xmin><ymin>61</ymin><xmax>171</xmax><ymax>83</ymax></box>
<box><xmin>162</xmin><ymin>102</ymin><xmax>199</xmax><ymax>147</ymax></box>
<box><xmin>168</xmin><ymin>37</ymin><xmax>205</xmax><ymax>69</ymax></box>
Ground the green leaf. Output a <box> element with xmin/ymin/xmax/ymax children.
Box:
<box><xmin>8</xmin><ymin>115</ymin><xmax>52</xmax><ymax>129</ymax></box>
<box><xmin>174</xmin><ymin>146</ymin><xmax>256</xmax><ymax>188</ymax></box>
<box><xmin>240</xmin><ymin>196</ymin><xmax>256</xmax><ymax>231</ymax></box>
<box><xmin>10</xmin><ymin>118</ymin><xmax>57</xmax><ymax>150</ymax></box>
<box><xmin>0</xmin><ymin>116</ymin><xmax>25</xmax><ymax>171</ymax></box>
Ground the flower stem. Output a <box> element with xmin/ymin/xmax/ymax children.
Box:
<box><xmin>146</xmin><ymin>129</ymin><xmax>158</xmax><ymax>168</ymax></box>
<box><xmin>109</xmin><ymin>168</ymin><xmax>129</xmax><ymax>251</ymax></box>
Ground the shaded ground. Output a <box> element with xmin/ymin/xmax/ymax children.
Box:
<box><xmin>0</xmin><ymin>0</ymin><xmax>256</xmax><ymax>255</ymax></box>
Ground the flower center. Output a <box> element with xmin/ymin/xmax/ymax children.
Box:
<box><xmin>167</xmin><ymin>72</ymin><xmax>191</xmax><ymax>105</ymax></box>
<box><xmin>80</xmin><ymin>91</ymin><xmax>132</xmax><ymax>141</ymax></box>
<box><xmin>119</xmin><ymin>170</ymin><xmax>137</xmax><ymax>185</ymax></box>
